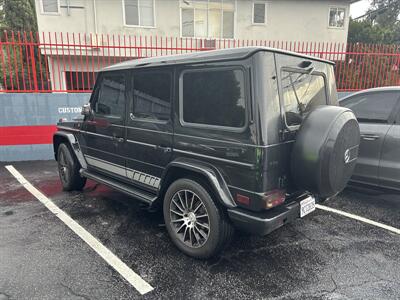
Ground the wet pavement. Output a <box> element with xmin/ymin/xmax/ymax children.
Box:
<box><xmin>1</xmin><ymin>161</ymin><xmax>399</xmax><ymax>299</ymax></box>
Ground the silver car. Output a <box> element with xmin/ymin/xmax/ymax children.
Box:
<box><xmin>340</xmin><ymin>87</ymin><xmax>400</xmax><ymax>191</ymax></box>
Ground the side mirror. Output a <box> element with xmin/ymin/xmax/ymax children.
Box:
<box><xmin>81</xmin><ymin>103</ymin><xmax>91</xmax><ymax>117</ymax></box>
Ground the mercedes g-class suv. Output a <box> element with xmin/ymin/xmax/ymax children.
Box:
<box><xmin>54</xmin><ymin>47</ymin><xmax>360</xmax><ymax>259</ymax></box>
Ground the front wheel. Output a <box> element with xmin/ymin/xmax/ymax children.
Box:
<box><xmin>57</xmin><ymin>143</ymin><xmax>86</xmax><ymax>191</ymax></box>
<box><xmin>163</xmin><ymin>178</ymin><xmax>234</xmax><ymax>259</ymax></box>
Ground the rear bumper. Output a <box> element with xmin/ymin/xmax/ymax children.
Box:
<box><xmin>227</xmin><ymin>194</ymin><xmax>313</xmax><ymax>236</ymax></box>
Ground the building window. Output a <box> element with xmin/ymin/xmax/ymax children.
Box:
<box><xmin>65</xmin><ymin>72</ymin><xmax>97</xmax><ymax>91</ymax></box>
<box><xmin>124</xmin><ymin>0</ymin><xmax>155</xmax><ymax>27</ymax></box>
<box><xmin>329</xmin><ymin>7</ymin><xmax>345</xmax><ymax>28</ymax></box>
<box><xmin>253</xmin><ymin>2</ymin><xmax>266</xmax><ymax>24</ymax></box>
<box><xmin>181</xmin><ymin>0</ymin><xmax>235</xmax><ymax>39</ymax></box>
<box><xmin>40</xmin><ymin>0</ymin><xmax>60</xmax><ymax>14</ymax></box>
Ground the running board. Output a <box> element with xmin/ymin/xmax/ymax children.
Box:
<box><xmin>80</xmin><ymin>169</ymin><xmax>158</xmax><ymax>205</ymax></box>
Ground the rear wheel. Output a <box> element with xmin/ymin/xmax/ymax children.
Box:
<box><xmin>163</xmin><ymin>178</ymin><xmax>234</xmax><ymax>259</ymax></box>
<box><xmin>57</xmin><ymin>143</ymin><xmax>86</xmax><ymax>191</ymax></box>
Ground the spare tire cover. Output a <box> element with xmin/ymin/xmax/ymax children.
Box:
<box><xmin>291</xmin><ymin>106</ymin><xmax>360</xmax><ymax>198</ymax></box>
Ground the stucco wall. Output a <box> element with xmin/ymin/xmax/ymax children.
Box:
<box><xmin>36</xmin><ymin>0</ymin><xmax>351</xmax><ymax>43</ymax></box>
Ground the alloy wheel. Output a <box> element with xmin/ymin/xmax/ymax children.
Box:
<box><xmin>58</xmin><ymin>150</ymin><xmax>69</xmax><ymax>183</ymax></box>
<box><xmin>169</xmin><ymin>189</ymin><xmax>210</xmax><ymax>248</ymax></box>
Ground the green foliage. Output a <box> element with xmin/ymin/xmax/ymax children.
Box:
<box><xmin>349</xmin><ymin>0</ymin><xmax>400</xmax><ymax>44</ymax></box>
<box><xmin>367</xmin><ymin>0</ymin><xmax>400</xmax><ymax>27</ymax></box>
<box><xmin>0</xmin><ymin>0</ymin><xmax>37</xmax><ymax>32</ymax></box>
<box><xmin>348</xmin><ymin>19</ymin><xmax>400</xmax><ymax>44</ymax></box>
<box><xmin>0</xmin><ymin>0</ymin><xmax>49</xmax><ymax>90</ymax></box>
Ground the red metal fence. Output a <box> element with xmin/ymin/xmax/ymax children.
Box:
<box><xmin>0</xmin><ymin>31</ymin><xmax>399</xmax><ymax>93</ymax></box>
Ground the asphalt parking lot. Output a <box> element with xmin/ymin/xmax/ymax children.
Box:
<box><xmin>1</xmin><ymin>161</ymin><xmax>399</xmax><ymax>300</ymax></box>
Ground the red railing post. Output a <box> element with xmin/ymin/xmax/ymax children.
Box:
<box><xmin>29</xmin><ymin>33</ymin><xmax>39</xmax><ymax>93</ymax></box>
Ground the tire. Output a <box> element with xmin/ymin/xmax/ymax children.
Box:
<box><xmin>57</xmin><ymin>143</ymin><xmax>86</xmax><ymax>191</ymax></box>
<box><xmin>163</xmin><ymin>178</ymin><xmax>234</xmax><ymax>259</ymax></box>
<box><xmin>291</xmin><ymin>106</ymin><xmax>360</xmax><ymax>198</ymax></box>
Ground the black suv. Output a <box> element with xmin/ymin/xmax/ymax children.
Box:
<box><xmin>54</xmin><ymin>47</ymin><xmax>360</xmax><ymax>258</ymax></box>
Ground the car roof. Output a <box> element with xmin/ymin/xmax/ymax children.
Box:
<box><xmin>340</xmin><ymin>86</ymin><xmax>400</xmax><ymax>101</ymax></box>
<box><xmin>102</xmin><ymin>46</ymin><xmax>334</xmax><ymax>72</ymax></box>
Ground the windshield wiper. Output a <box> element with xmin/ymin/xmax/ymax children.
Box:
<box><xmin>288</xmin><ymin>73</ymin><xmax>305</xmax><ymax>115</ymax></box>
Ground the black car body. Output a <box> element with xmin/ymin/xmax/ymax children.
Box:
<box><xmin>54</xmin><ymin>47</ymin><xmax>360</xmax><ymax>258</ymax></box>
<box><xmin>340</xmin><ymin>87</ymin><xmax>400</xmax><ymax>191</ymax></box>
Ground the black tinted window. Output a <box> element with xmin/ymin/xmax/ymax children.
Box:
<box><xmin>341</xmin><ymin>92</ymin><xmax>399</xmax><ymax>122</ymax></box>
<box><xmin>131</xmin><ymin>71</ymin><xmax>172</xmax><ymax>121</ymax></box>
<box><xmin>281</xmin><ymin>70</ymin><xmax>327</xmax><ymax>126</ymax></box>
<box><xmin>182</xmin><ymin>68</ymin><xmax>246</xmax><ymax>128</ymax></box>
<box><xmin>95</xmin><ymin>73</ymin><xmax>126</xmax><ymax>117</ymax></box>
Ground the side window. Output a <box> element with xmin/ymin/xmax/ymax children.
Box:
<box><xmin>341</xmin><ymin>92</ymin><xmax>399</xmax><ymax>123</ymax></box>
<box><xmin>281</xmin><ymin>70</ymin><xmax>327</xmax><ymax>127</ymax></box>
<box><xmin>94</xmin><ymin>73</ymin><xmax>126</xmax><ymax>118</ymax></box>
<box><xmin>131</xmin><ymin>71</ymin><xmax>172</xmax><ymax>121</ymax></box>
<box><xmin>181</xmin><ymin>68</ymin><xmax>246</xmax><ymax>128</ymax></box>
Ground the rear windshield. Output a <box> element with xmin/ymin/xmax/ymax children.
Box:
<box><xmin>281</xmin><ymin>69</ymin><xmax>327</xmax><ymax>127</ymax></box>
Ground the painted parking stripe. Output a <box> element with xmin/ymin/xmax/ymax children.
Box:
<box><xmin>316</xmin><ymin>204</ymin><xmax>400</xmax><ymax>235</ymax></box>
<box><xmin>5</xmin><ymin>165</ymin><xmax>154</xmax><ymax>295</ymax></box>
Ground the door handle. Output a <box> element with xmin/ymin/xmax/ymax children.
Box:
<box><xmin>112</xmin><ymin>136</ymin><xmax>124</xmax><ymax>143</ymax></box>
<box><xmin>360</xmin><ymin>134</ymin><xmax>380</xmax><ymax>141</ymax></box>
<box><xmin>157</xmin><ymin>145</ymin><xmax>172</xmax><ymax>153</ymax></box>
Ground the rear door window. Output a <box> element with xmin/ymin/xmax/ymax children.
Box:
<box><xmin>341</xmin><ymin>92</ymin><xmax>399</xmax><ymax>123</ymax></box>
<box><xmin>180</xmin><ymin>68</ymin><xmax>246</xmax><ymax>129</ymax></box>
<box><xmin>281</xmin><ymin>69</ymin><xmax>327</xmax><ymax>127</ymax></box>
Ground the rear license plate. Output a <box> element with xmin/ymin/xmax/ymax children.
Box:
<box><xmin>300</xmin><ymin>196</ymin><xmax>316</xmax><ymax>218</ymax></box>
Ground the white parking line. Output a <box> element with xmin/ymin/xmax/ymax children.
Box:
<box><xmin>316</xmin><ymin>204</ymin><xmax>400</xmax><ymax>235</ymax></box>
<box><xmin>5</xmin><ymin>165</ymin><xmax>154</xmax><ymax>295</ymax></box>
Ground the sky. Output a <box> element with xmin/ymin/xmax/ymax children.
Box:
<box><xmin>350</xmin><ymin>0</ymin><xmax>371</xmax><ymax>18</ymax></box>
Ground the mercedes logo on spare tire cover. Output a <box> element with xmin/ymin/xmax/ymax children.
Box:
<box><xmin>291</xmin><ymin>106</ymin><xmax>360</xmax><ymax>198</ymax></box>
<box><xmin>344</xmin><ymin>148</ymin><xmax>351</xmax><ymax>164</ymax></box>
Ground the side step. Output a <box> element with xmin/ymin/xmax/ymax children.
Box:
<box><xmin>80</xmin><ymin>169</ymin><xmax>158</xmax><ymax>205</ymax></box>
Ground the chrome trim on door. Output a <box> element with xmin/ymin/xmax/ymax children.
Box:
<box><xmin>126</xmin><ymin>139</ymin><xmax>158</xmax><ymax>149</ymax></box>
<box><xmin>84</xmin><ymin>131</ymin><xmax>114</xmax><ymax>140</ymax></box>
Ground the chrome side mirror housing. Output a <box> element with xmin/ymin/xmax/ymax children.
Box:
<box><xmin>81</xmin><ymin>103</ymin><xmax>91</xmax><ymax>117</ymax></box>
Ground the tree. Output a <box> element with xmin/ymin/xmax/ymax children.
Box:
<box><xmin>348</xmin><ymin>19</ymin><xmax>400</xmax><ymax>44</ymax></box>
<box><xmin>348</xmin><ymin>0</ymin><xmax>400</xmax><ymax>44</ymax></box>
<box><xmin>0</xmin><ymin>0</ymin><xmax>49</xmax><ymax>91</ymax></box>
<box><xmin>0</xmin><ymin>0</ymin><xmax>37</xmax><ymax>33</ymax></box>
<box><xmin>367</xmin><ymin>0</ymin><xmax>400</xmax><ymax>27</ymax></box>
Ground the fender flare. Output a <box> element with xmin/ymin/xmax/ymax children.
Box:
<box><xmin>53</xmin><ymin>131</ymin><xmax>87</xmax><ymax>169</ymax></box>
<box><xmin>160</xmin><ymin>157</ymin><xmax>237</xmax><ymax>208</ymax></box>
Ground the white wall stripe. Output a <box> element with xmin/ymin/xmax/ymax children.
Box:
<box><xmin>316</xmin><ymin>204</ymin><xmax>400</xmax><ymax>235</ymax></box>
<box><xmin>5</xmin><ymin>165</ymin><xmax>154</xmax><ymax>295</ymax></box>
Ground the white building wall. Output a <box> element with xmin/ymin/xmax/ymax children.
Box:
<box><xmin>35</xmin><ymin>0</ymin><xmax>352</xmax><ymax>91</ymax></box>
<box><xmin>36</xmin><ymin>0</ymin><xmax>351</xmax><ymax>43</ymax></box>
<box><xmin>236</xmin><ymin>0</ymin><xmax>350</xmax><ymax>43</ymax></box>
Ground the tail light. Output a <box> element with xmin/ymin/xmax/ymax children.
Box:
<box><xmin>263</xmin><ymin>189</ymin><xmax>286</xmax><ymax>209</ymax></box>
<box><xmin>236</xmin><ymin>193</ymin><xmax>250</xmax><ymax>206</ymax></box>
